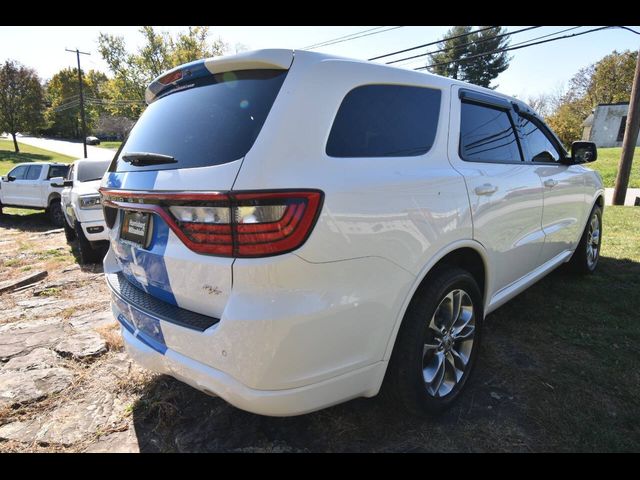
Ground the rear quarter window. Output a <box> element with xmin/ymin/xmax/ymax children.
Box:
<box><xmin>326</xmin><ymin>84</ymin><xmax>441</xmax><ymax>158</ymax></box>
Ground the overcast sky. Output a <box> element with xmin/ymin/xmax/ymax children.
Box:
<box><xmin>1</xmin><ymin>26</ymin><xmax>638</xmax><ymax>100</ymax></box>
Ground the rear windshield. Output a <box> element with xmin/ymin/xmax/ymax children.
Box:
<box><xmin>110</xmin><ymin>69</ymin><xmax>287</xmax><ymax>172</ymax></box>
<box><xmin>77</xmin><ymin>160</ymin><xmax>111</xmax><ymax>182</ymax></box>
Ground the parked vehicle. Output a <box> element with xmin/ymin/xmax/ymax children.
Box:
<box><xmin>0</xmin><ymin>162</ymin><xmax>70</xmax><ymax>226</ymax></box>
<box><xmin>100</xmin><ymin>49</ymin><xmax>604</xmax><ymax>417</ymax></box>
<box><xmin>86</xmin><ymin>136</ymin><xmax>101</xmax><ymax>145</ymax></box>
<box><xmin>56</xmin><ymin>158</ymin><xmax>111</xmax><ymax>264</ymax></box>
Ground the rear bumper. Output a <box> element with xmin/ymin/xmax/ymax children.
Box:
<box><xmin>105</xmin><ymin>247</ymin><xmax>415</xmax><ymax>415</ymax></box>
<box><xmin>120</xmin><ymin>320</ymin><xmax>387</xmax><ymax>416</ymax></box>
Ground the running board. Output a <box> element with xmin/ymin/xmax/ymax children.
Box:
<box><xmin>486</xmin><ymin>250</ymin><xmax>573</xmax><ymax>315</ymax></box>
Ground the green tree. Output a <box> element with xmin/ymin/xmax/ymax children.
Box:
<box><xmin>428</xmin><ymin>26</ymin><xmax>511</xmax><ymax>88</ymax></box>
<box><xmin>462</xmin><ymin>27</ymin><xmax>511</xmax><ymax>88</ymax></box>
<box><xmin>545</xmin><ymin>50</ymin><xmax>638</xmax><ymax>146</ymax></box>
<box><xmin>0</xmin><ymin>60</ymin><xmax>45</xmax><ymax>153</ymax></box>
<box><xmin>428</xmin><ymin>26</ymin><xmax>473</xmax><ymax>80</ymax></box>
<box><xmin>44</xmin><ymin>68</ymin><xmax>108</xmax><ymax>138</ymax></box>
<box><xmin>98</xmin><ymin>26</ymin><xmax>227</xmax><ymax>119</ymax></box>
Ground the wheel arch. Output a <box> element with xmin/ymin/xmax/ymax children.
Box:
<box><xmin>47</xmin><ymin>192</ymin><xmax>61</xmax><ymax>207</ymax></box>
<box><xmin>381</xmin><ymin>240</ymin><xmax>490</xmax><ymax>362</ymax></box>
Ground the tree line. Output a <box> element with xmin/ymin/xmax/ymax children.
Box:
<box><xmin>0</xmin><ymin>26</ymin><xmax>229</xmax><ymax>152</ymax></box>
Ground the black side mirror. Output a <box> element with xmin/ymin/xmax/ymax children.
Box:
<box><xmin>7</xmin><ymin>175</ymin><xmax>16</xmax><ymax>182</ymax></box>
<box><xmin>571</xmin><ymin>141</ymin><xmax>597</xmax><ymax>164</ymax></box>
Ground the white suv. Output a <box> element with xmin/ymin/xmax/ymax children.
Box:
<box><xmin>100</xmin><ymin>49</ymin><xmax>604</xmax><ymax>416</ymax></box>
<box><xmin>57</xmin><ymin>158</ymin><xmax>111</xmax><ymax>264</ymax></box>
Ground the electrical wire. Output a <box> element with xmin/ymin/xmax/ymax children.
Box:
<box><xmin>385</xmin><ymin>26</ymin><xmax>540</xmax><ymax>66</ymax></box>
<box><xmin>368</xmin><ymin>26</ymin><xmax>499</xmax><ymax>61</ymax></box>
<box><xmin>416</xmin><ymin>26</ymin><xmax>614</xmax><ymax>71</ymax></box>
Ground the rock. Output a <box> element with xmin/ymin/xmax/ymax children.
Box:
<box><xmin>54</xmin><ymin>332</ymin><xmax>107</xmax><ymax>360</ymax></box>
<box><xmin>16</xmin><ymin>298</ymin><xmax>59</xmax><ymax>309</ymax></box>
<box><xmin>0</xmin><ymin>420</ymin><xmax>43</xmax><ymax>443</ymax></box>
<box><xmin>0</xmin><ymin>271</ymin><xmax>48</xmax><ymax>294</ymax></box>
<box><xmin>0</xmin><ymin>319</ymin><xmax>66</xmax><ymax>361</ymax></box>
<box><xmin>0</xmin><ymin>367</ymin><xmax>73</xmax><ymax>408</ymax></box>
<box><xmin>3</xmin><ymin>348</ymin><xmax>61</xmax><ymax>371</ymax></box>
<box><xmin>69</xmin><ymin>310</ymin><xmax>117</xmax><ymax>331</ymax></box>
<box><xmin>32</xmin><ymin>392</ymin><xmax>126</xmax><ymax>445</ymax></box>
<box><xmin>84</xmin><ymin>427</ymin><xmax>140</xmax><ymax>453</ymax></box>
<box><xmin>490</xmin><ymin>391</ymin><xmax>502</xmax><ymax>401</ymax></box>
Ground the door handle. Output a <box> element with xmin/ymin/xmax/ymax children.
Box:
<box><xmin>544</xmin><ymin>179</ymin><xmax>559</xmax><ymax>188</ymax></box>
<box><xmin>474</xmin><ymin>183</ymin><xmax>498</xmax><ymax>196</ymax></box>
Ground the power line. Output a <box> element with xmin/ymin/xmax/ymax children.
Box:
<box><xmin>416</xmin><ymin>26</ymin><xmax>614</xmax><ymax>71</ymax></box>
<box><xmin>368</xmin><ymin>26</ymin><xmax>499</xmax><ymax>61</ymax></box>
<box><xmin>379</xmin><ymin>26</ymin><xmax>585</xmax><ymax>69</ymax></box>
<box><xmin>385</xmin><ymin>26</ymin><xmax>540</xmax><ymax>66</ymax></box>
<box><xmin>618</xmin><ymin>26</ymin><xmax>640</xmax><ymax>35</ymax></box>
<box><xmin>301</xmin><ymin>26</ymin><xmax>388</xmax><ymax>49</ymax></box>
<box><xmin>302</xmin><ymin>26</ymin><xmax>404</xmax><ymax>50</ymax></box>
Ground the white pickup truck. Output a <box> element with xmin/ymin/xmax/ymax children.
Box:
<box><xmin>0</xmin><ymin>162</ymin><xmax>70</xmax><ymax>226</ymax></box>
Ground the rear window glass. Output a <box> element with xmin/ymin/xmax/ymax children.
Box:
<box><xmin>326</xmin><ymin>84</ymin><xmax>441</xmax><ymax>157</ymax></box>
<box><xmin>77</xmin><ymin>160</ymin><xmax>111</xmax><ymax>182</ymax></box>
<box><xmin>111</xmin><ymin>69</ymin><xmax>287</xmax><ymax>172</ymax></box>
<box><xmin>48</xmin><ymin>165</ymin><xmax>69</xmax><ymax>179</ymax></box>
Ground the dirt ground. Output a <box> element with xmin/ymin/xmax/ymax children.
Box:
<box><xmin>1</xmin><ymin>210</ymin><xmax>638</xmax><ymax>452</ymax></box>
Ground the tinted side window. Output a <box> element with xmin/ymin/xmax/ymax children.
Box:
<box><xmin>9</xmin><ymin>165</ymin><xmax>28</xmax><ymax>179</ymax></box>
<box><xmin>326</xmin><ymin>84</ymin><xmax>441</xmax><ymax>157</ymax></box>
<box><xmin>516</xmin><ymin>114</ymin><xmax>561</xmax><ymax>162</ymax></box>
<box><xmin>48</xmin><ymin>165</ymin><xmax>70</xmax><ymax>179</ymax></box>
<box><xmin>460</xmin><ymin>102</ymin><xmax>522</xmax><ymax>163</ymax></box>
<box><xmin>26</xmin><ymin>165</ymin><xmax>43</xmax><ymax>180</ymax></box>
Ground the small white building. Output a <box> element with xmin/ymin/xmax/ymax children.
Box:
<box><xmin>582</xmin><ymin>102</ymin><xmax>639</xmax><ymax>148</ymax></box>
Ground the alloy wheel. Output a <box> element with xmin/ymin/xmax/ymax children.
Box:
<box><xmin>422</xmin><ymin>289</ymin><xmax>476</xmax><ymax>398</ymax></box>
<box><xmin>586</xmin><ymin>212</ymin><xmax>601</xmax><ymax>269</ymax></box>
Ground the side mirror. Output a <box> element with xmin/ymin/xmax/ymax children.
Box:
<box><xmin>571</xmin><ymin>141</ymin><xmax>597</xmax><ymax>164</ymax></box>
<box><xmin>6</xmin><ymin>175</ymin><xmax>16</xmax><ymax>182</ymax></box>
<box><xmin>50</xmin><ymin>176</ymin><xmax>70</xmax><ymax>188</ymax></box>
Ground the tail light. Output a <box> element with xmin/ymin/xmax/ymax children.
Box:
<box><xmin>100</xmin><ymin>189</ymin><xmax>323</xmax><ymax>258</ymax></box>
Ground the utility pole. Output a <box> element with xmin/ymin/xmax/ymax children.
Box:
<box><xmin>65</xmin><ymin>48</ymin><xmax>90</xmax><ymax>158</ymax></box>
<box><xmin>613</xmin><ymin>48</ymin><xmax>640</xmax><ymax>205</ymax></box>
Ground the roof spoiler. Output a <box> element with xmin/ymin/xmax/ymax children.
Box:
<box><xmin>145</xmin><ymin>49</ymin><xmax>294</xmax><ymax>104</ymax></box>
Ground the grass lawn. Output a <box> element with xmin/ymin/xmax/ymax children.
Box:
<box><xmin>97</xmin><ymin>141</ymin><xmax>122</xmax><ymax>150</ymax></box>
<box><xmin>0</xmin><ymin>139</ymin><xmax>75</xmax><ymax>215</ymax></box>
<box><xmin>0</xmin><ymin>139</ymin><xmax>75</xmax><ymax>176</ymax></box>
<box><xmin>478</xmin><ymin>205</ymin><xmax>640</xmax><ymax>451</ymax></box>
<box><xmin>589</xmin><ymin>147</ymin><xmax>640</xmax><ymax>188</ymax></box>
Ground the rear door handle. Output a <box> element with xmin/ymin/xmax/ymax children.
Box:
<box><xmin>474</xmin><ymin>184</ymin><xmax>498</xmax><ymax>196</ymax></box>
<box><xmin>544</xmin><ymin>179</ymin><xmax>559</xmax><ymax>188</ymax></box>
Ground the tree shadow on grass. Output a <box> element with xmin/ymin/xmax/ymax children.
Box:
<box><xmin>129</xmin><ymin>255</ymin><xmax>640</xmax><ymax>452</ymax></box>
<box><xmin>0</xmin><ymin>210</ymin><xmax>54</xmax><ymax>232</ymax></box>
<box><xmin>0</xmin><ymin>151</ymin><xmax>54</xmax><ymax>165</ymax></box>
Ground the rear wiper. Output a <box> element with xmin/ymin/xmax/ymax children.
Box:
<box><xmin>121</xmin><ymin>152</ymin><xmax>177</xmax><ymax>166</ymax></box>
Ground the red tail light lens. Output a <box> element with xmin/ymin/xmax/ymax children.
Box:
<box><xmin>100</xmin><ymin>189</ymin><xmax>324</xmax><ymax>258</ymax></box>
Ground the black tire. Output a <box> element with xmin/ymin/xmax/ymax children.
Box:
<box><xmin>74</xmin><ymin>221</ymin><xmax>101</xmax><ymax>265</ymax></box>
<box><xmin>384</xmin><ymin>267</ymin><xmax>483</xmax><ymax>415</ymax></box>
<box><xmin>64</xmin><ymin>220</ymin><xmax>76</xmax><ymax>242</ymax></box>
<box><xmin>567</xmin><ymin>204</ymin><xmax>602</xmax><ymax>275</ymax></box>
<box><xmin>48</xmin><ymin>199</ymin><xmax>65</xmax><ymax>227</ymax></box>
